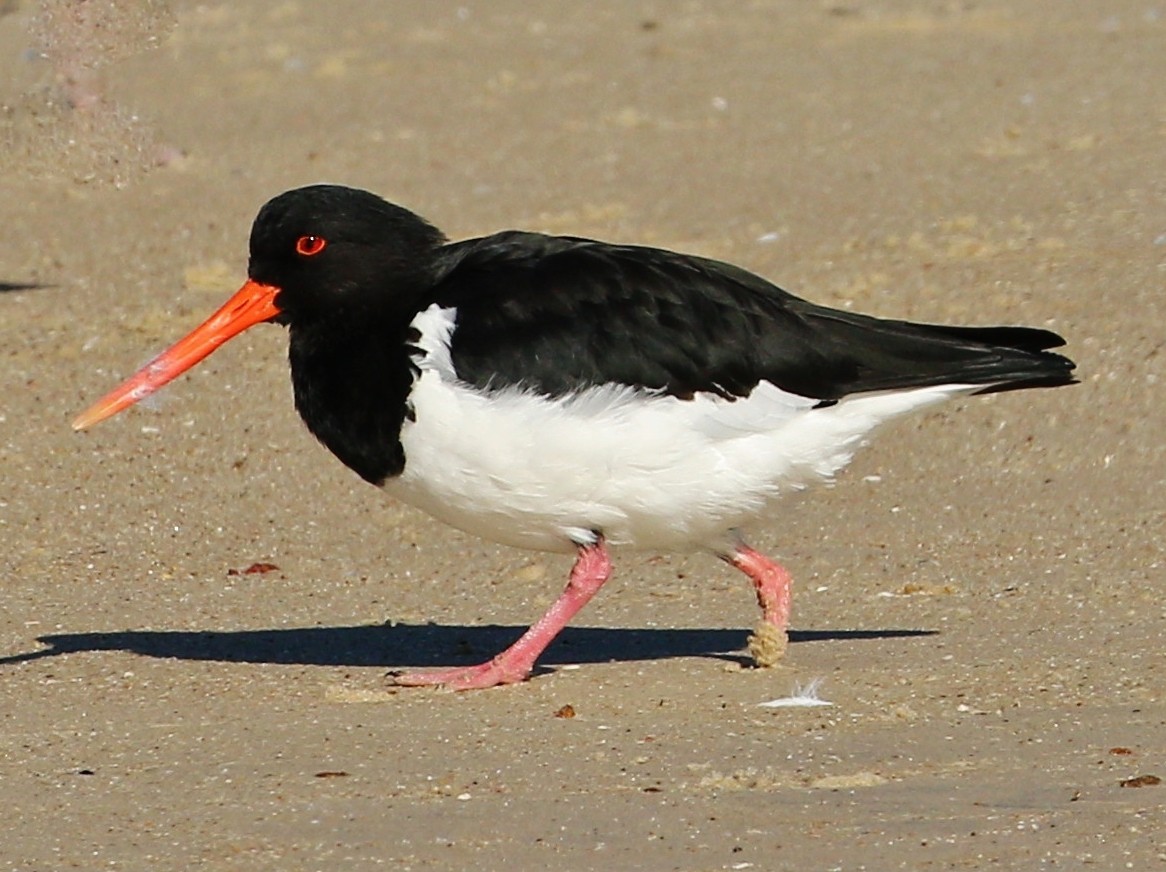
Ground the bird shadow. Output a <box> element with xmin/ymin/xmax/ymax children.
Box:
<box><xmin>0</xmin><ymin>623</ymin><xmax>937</xmax><ymax>670</ymax></box>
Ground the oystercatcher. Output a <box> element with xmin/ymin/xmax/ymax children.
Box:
<box><xmin>74</xmin><ymin>185</ymin><xmax>1076</xmax><ymax>689</ymax></box>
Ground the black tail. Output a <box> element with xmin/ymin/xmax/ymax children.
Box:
<box><xmin>920</xmin><ymin>323</ymin><xmax>1076</xmax><ymax>395</ymax></box>
<box><xmin>795</xmin><ymin>306</ymin><xmax>1077</xmax><ymax>398</ymax></box>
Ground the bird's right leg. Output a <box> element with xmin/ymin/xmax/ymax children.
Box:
<box><xmin>722</xmin><ymin>542</ymin><xmax>793</xmax><ymax>667</ymax></box>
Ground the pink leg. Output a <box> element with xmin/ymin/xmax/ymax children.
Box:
<box><xmin>391</xmin><ymin>539</ymin><xmax>613</xmax><ymax>690</ymax></box>
<box><xmin>725</xmin><ymin>544</ymin><xmax>793</xmax><ymax>667</ymax></box>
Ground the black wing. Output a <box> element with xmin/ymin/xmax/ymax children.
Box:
<box><xmin>428</xmin><ymin>231</ymin><xmax>1075</xmax><ymax>401</ymax></box>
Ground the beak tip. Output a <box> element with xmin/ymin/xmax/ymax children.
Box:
<box><xmin>72</xmin><ymin>402</ymin><xmax>116</xmax><ymax>432</ymax></box>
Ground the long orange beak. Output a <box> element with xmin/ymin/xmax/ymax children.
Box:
<box><xmin>72</xmin><ymin>279</ymin><xmax>281</xmax><ymax>431</ymax></box>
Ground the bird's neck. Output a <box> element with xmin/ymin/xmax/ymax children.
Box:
<box><xmin>287</xmin><ymin>313</ymin><xmax>416</xmax><ymax>485</ymax></box>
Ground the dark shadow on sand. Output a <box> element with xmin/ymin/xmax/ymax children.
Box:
<box><xmin>0</xmin><ymin>623</ymin><xmax>937</xmax><ymax>669</ymax></box>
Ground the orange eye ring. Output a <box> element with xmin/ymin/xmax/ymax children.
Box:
<box><xmin>295</xmin><ymin>235</ymin><xmax>327</xmax><ymax>256</ymax></box>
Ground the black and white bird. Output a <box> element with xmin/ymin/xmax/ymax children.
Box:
<box><xmin>75</xmin><ymin>184</ymin><xmax>1076</xmax><ymax>689</ymax></box>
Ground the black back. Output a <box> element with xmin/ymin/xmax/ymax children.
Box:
<box><xmin>429</xmin><ymin>232</ymin><xmax>1075</xmax><ymax>401</ymax></box>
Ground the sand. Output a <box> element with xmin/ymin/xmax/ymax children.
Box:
<box><xmin>0</xmin><ymin>2</ymin><xmax>1162</xmax><ymax>869</ymax></box>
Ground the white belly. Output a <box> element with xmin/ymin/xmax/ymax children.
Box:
<box><xmin>384</xmin><ymin>368</ymin><xmax>976</xmax><ymax>553</ymax></box>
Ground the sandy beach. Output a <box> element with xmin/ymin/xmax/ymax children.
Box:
<box><xmin>0</xmin><ymin>2</ymin><xmax>1162</xmax><ymax>868</ymax></box>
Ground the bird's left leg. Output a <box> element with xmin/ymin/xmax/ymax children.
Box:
<box><xmin>391</xmin><ymin>536</ymin><xmax>613</xmax><ymax>690</ymax></box>
<box><xmin>721</xmin><ymin>541</ymin><xmax>793</xmax><ymax>667</ymax></box>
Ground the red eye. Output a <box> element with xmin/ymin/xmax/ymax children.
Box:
<box><xmin>295</xmin><ymin>235</ymin><xmax>327</xmax><ymax>256</ymax></box>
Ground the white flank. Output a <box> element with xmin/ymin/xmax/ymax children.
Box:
<box><xmin>386</xmin><ymin>304</ymin><xmax>982</xmax><ymax>552</ymax></box>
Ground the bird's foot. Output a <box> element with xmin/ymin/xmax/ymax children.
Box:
<box><xmin>747</xmin><ymin>620</ymin><xmax>788</xmax><ymax>667</ymax></box>
<box><xmin>724</xmin><ymin>543</ymin><xmax>792</xmax><ymax>666</ymax></box>
<box><xmin>389</xmin><ymin>657</ymin><xmax>532</xmax><ymax>691</ymax></box>
<box><xmin>390</xmin><ymin>539</ymin><xmax>613</xmax><ymax>691</ymax></box>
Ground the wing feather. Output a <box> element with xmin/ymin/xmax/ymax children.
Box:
<box><xmin>427</xmin><ymin>232</ymin><xmax>1075</xmax><ymax>400</ymax></box>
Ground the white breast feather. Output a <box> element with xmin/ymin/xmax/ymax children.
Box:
<box><xmin>385</xmin><ymin>304</ymin><xmax>980</xmax><ymax>552</ymax></box>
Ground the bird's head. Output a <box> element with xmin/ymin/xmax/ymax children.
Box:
<box><xmin>72</xmin><ymin>185</ymin><xmax>443</xmax><ymax>431</ymax></box>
